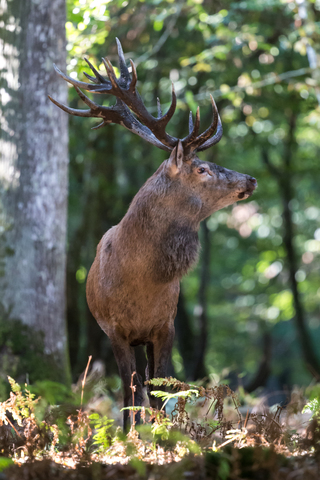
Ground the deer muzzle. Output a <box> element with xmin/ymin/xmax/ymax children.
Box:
<box><xmin>238</xmin><ymin>176</ymin><xmax>257</xmax><ymax>199</ymax></box>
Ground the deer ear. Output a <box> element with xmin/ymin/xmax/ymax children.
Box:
<box><xmin>167</xmin><ymin>140</ymin><xmax>184</xmax><ymax>176</ymax></box>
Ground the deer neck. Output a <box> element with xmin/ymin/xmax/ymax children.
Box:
<box><xmin>155</xmin><ymin>220</ymin><xmax>200</xmax><ymax>282</ymax></box>
<box><xmin>119</xmin><ymin>181</ymin><xmax>201</xmax><ymax>282</ymax></box>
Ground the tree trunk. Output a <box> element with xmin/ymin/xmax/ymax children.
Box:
<box><xmin>280</xmin><ymin>114</ymin><xmax>320</xmax><ymax>375</ymax></box>
<box><xmin>244</xmin><ymin>331</ymin><xmax>272</xmax><ymax>393</ymax></box>
<box><xmin>175</xmin><ymin>291</ymin><xmax>196</xmax><ymax>380</ymax></box>
<box><xmin>0</xmin><ymin>0</ymin><xmax>70</xmax><ymax>382</ymax></box>
<box><xmin>262</xmin><ymin>111</ymin><xmax>320</xmax><ymax>377</ymax></box>
<box><xmin>193</xmin><ymin>220</ymin><xmax>210</xmax><ymax>380</ymax></box>
<box><xmin>175</xmin><ymin>221</ymin><xmax>211</xmax><ymax>381</ymax></box>
<box><xmin>280</xmin><ymin>167</ymin><xmax>320</xmax><ymax>374</ymax></box>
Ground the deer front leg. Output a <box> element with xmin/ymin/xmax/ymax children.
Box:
<box><xmin>146</xmin><ymin>325</ymin><xmax>175</xmax><ymax>411</ymax></box>
<box><xmin>110</xmin><ymin>336</ymin><xmax>143</xmax><ymax>431</ymax></box>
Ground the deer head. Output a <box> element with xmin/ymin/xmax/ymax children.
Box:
<box><xmin>49</xmin><ymin>39</ymin><xmax>256</xmax><ymax>213</ymax></box>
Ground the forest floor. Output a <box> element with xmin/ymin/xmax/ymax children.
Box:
<box><xmin>0</xmin><ymin>375</ymin><xmax>319</xmax><ymax>479</ymax></box>
<box><xmin>2</xmin><ymin>448</ymin><xmax>319</xmax><ymax>480</ymax></box>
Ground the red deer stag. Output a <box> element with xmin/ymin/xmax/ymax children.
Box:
<box><xmin>50</xmin><ymin>39</ymin><xmax>257</xmax><ymax>430</ymax></box>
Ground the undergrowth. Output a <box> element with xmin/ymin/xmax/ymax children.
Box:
<box><xmin>0</xmin><ymin>373</ymin><xmax>319</xmax><ymax>478</ymax></box>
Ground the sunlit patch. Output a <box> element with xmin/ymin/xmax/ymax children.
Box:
<box><xmin>239</xmin><ymin>223</ymin><xmax>252</xmax><ymax>238</ymax></box>
<box><xmin>264</xmin><ymin>261</ymin><xmax>283</xmax><ymax>279</ymax></box>
<box><xmin>228</xmin><ymin>203</ymin><xmax>258</xmax><ymax>238</ymax></box>
<box><xmin>302</xmin><ymin>252</ymin><xmax>313</xmax><ymax>264</ymax></box>
<box><xmin>304</xmin><ymin>239</ymin><xmax>320</xmax><ymax>252</ymax></box>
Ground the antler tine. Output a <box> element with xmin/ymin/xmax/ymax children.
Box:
<box><xmin>197</xmin><ymin>115</ymin><xmax>223</xmax><ymax>151</ymax></box>
<box><xmin>73</xmin><ymin>85</ymin><xmax>103</xmax><ymax>111</ymax></box>
<box><xmin>91</xmin><ymin>121</ymin><xmax>108</xmax><ymax>130</ymax></box>
<box><xmin>129</xmin><ymin>59</ymin><xmax>138</xmax><ymax>92</ymax></box>
<box><xmin>84</xmin><ymin>57</ymin><xmax>108</xmax><ymax>84</ymax></box>
<box><xmin>182</xmin><ymin>107</ymin><xmax>200</xmax><ymax>146</ymax></box>
<box><xmin>49</xmin><ymin>86</ymin><xmax>115</xmax><ymax>121</ymax></box>
<box><xmin>53</xmin><ymin>63</ymin><xmax>98</xmax><ymax>91</ymax></box>
<box><xmin>192</xmin><ymin>107</ymin><xmax>201</xmax><ymax>138</ymax></box>
<box><xmin>156</xmin><ymin>83</ymin><xmax>177</xmax><ymax>129</ymax></box>
<box><xmin>102</xmin><ymin>57</ymin><xmax>119</xmax><ymax>90</ymax></box>
<box><xmin>189</xmin><ymin>111</ymin><xmax>194</xmax><ymax>134</ymax></box>
<box><xmin>157</xmin><ymin>98</ymin><xmax>162</xmax><ymax>118</ymax></box>
<box><xmin>48</xmin><ymin>94</ymin><xmax>95</xmax><ymax>118</ymax></box>
<box><xmin>185</xmin><ymin>95</ymin><xmax>222</xmax><ymax>152</ymax></box>
<box><xmin>116</xmin><ymin>37</ymin><xmax>131</xmax><ymax>84</ymax></box>
<box><xmin>84</xmin><ymin>72</ymin><xmax>99</xmax><ymax>84</ymax></box>
<box><xmin>196</xmin><ymin>95</ymin><xmax>223</xmax><ymax>150</ymax></box>
<box><xmin>53</xmin><ymin>63</ymin><xmax>112</xmax><ymax>93</ymax></box>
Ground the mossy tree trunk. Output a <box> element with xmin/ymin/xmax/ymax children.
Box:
<box><xmin>0</xmin><ymin>0</ymin><xmax>71</xmax><ymax>383</ymax></box>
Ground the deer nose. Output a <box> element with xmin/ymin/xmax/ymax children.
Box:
<box><xmin>248</xmin><ymin>176</ymin><xmax>257</xmax><ymax>188</ymax></box>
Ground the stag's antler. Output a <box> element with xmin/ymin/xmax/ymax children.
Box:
<box><xmin>49</xmin><ymin>38</ymin><xmax>223</xmax><ymax>154</ymax></box>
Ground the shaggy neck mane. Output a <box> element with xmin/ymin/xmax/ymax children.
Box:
<box><xmin>156</xmin><ymin>221</ymin><xmax>200</xmax><ymax>282</ymax></box>
<box><xmin>121</xmin><ymin>173</ymin><xmax>200</xmax><ymax>282</ymax></box>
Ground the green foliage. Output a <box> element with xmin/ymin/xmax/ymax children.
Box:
<box><xmin>29</xmin><ymin>381</ymin><xmax>73</xmax><ymax>406</ymax></box>
<box><xmin>89</xmin><ymin>413</ymin><xmax>115</xmax><ymax>451</ymax></box>
<box><xmin>147</xmin><ymin>377</ymin><xmax>190</xmax><ymax>389</ymax></box>
<box><xmin>0</xmin><ymin>458</ymin><xmax>14</xmax><ymax>472</ymax></box>
<box><xmin>121</xmin><ymin>407</ymin><xmax>174</xmax><ymax>442</ymax></box>
<box><xmin>151</xmin><ymin>416</ymin><xmax>173</xmax><ymax>441</ymax></box>
<box><xmin>6</xmin><ymin>376</ymin><xmax>38</xmax><ymax>419</ymax></box>
<box><xmin>303</xmin><ymin>383</ymin><xmax>320</xmax><ymax>420</ymax></box>
<box><xmin>0</xmin><ymin>376</ymin><xmax>50</xmax><ymax>458</ymax></box>
<box><xmin>303</xmin><ymin>398</ymin><xmax>320</xmax><ymax>418</ymax></box>
<box><xmin>151</xmin><ymin>388</ymin><xmax>199</xmax><ymax>410</ymax></box>
<box><xmin>121</xmin><ymin>406</ymin><xmax>152</xmax><ymax>413</ymax></box>
<box><xmin>0</xmin><ymin>311</ymin><xmax>63</xmax><ymax>399</ymax></box>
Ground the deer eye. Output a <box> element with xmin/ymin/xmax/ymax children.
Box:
<box><xmin>197</xmin><ymin>167</ymin><xmax>206</xmax><ymax>174</ymax></box>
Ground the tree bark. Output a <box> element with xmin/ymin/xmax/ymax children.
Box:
<box><xmin>175</xmin><ymin>291</ymin><xmax>196</xmax><ymax>380</ymax></box>
<box><xmin>0</xmin><ymin>0</ymin><xmax>70</xmax><ymax>382</ymax></box>
<box><xmin>244</xmin><ymin>331</ymin><xmax>272</xmax><ymax>393</ymax></box>
<box><xmin>193</xmin><ymin>220</ymin><xmax>210</xmax><ymax>380</ymax></box>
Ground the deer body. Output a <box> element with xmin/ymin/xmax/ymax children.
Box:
<box><xmin>50</xmin><ymin>39</ymin><xmax>257</xmax><ymax>429</ymax></box>
<box><xmin>86</xmin><ymin>150</ymin><xmax>256</xmax><ymax>427</ymax></box>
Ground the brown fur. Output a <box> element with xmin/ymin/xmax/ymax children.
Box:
<box><xmin>86</xmin><ymin>142</ymin><xmax>257</xmax><ymax>429</ymax></box>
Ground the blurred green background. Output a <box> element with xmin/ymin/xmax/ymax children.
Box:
<box><xmin>58</xmin><ymin>0</ymin><xmax>320</xmax><ymax>398</ymax></box>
